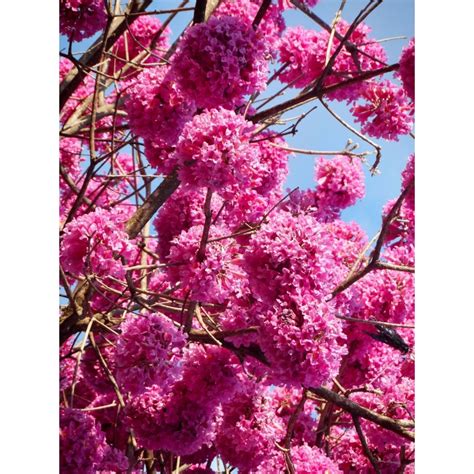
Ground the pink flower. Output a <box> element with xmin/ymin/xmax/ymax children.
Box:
<box><xmin>215</xmin><ymin>0</ymin><xmax>286</xmax><ymax>49</ymax></box>
<box><xmin>60</xmin><ymin>408</ymin><xmax>106</xmax><ymax>474</ymax></box>
<box><xmin>115</xmin><ymin>312</ymin><xmax>187</xmax><ymax>395</ymax></box>
<box><xmin>276</xmin><ymin>0</ymin><xmax>319</xmax><ymax>10</ymax></box>
<box><xmin>123</xmin><ymin>65</ymin><xmax>195</xmax><ymax>171</ymax></box>
<box><xmin>171</xmin><ymin>16</ymin><xmax>268</xmax><ymax>109</ymax></box>
<box><xmin>278</xmin><ymin>26</ymin><xmax>327</xmax><ymax>88</ymax></box>
<box><xmin>398</xmin><ymin>38</ymin><xmax>415</xmax><ymax>102</ymax></box>
<box><xmin>278</xmin><ymin>21</ymin><xmax>387</xmax><ymax>101</ymax></box>
<box><xmin>59</xmin><ymin>58</ymin><xmax>94</xmax><ymax>123</ymax></box>
<box><xmin>402</xmin><ymin>153</ymin><xmax>415</xmax><ymax>210</ymax></box>
<box><xmin>383</xmin><ymin>155</ymin><xmax>415</xmax><ymax>245</ymax></box>
<box><xmin>351</xmin><ymin>80</ymin><xmax>414</xmax><ymax>140</ymax></box>
<box><xmin>314</xmin><ymin>155</ymin><xmax>365</xmax><ymax>210</ymax></box>
<box><xmin>60</xmin><ymin>0</ymin><xmax>107</xmax><ymax>41</ymax></box>
<box><xmin>242</xmin><ymin>211</ymin><xmax>368</xmax><ymax>386</ymax></box>
<box><xmin>215</xmin><ymin>381</ymin><xmax>286</xmax><ymax>472</ymax></box>
<box><xmin>60</xmin><ymin>207</ymin><xmax>137</xmax><ymax>278</ymax></box>
<box><xmin>259</xmin><ymin>443</ymin><xmax>342</xmax><ymax>473</ymax></box>
<box><xmin>166</xmin><ymin>224</ymin><xmax>245</xmax><ymax>304</ymax></box>
<box><xmin>251</xmin><ymin>133</ymin><xmax>290</xmax><ymax>196</ymax></box>
<box><xmin>171</xmin><ymin>108</ymin><xmax>259</xmax><ymax>195</ymax></box>
<box><xmin>59</xmin><ymin>137</ymin><xmax>83</xmax><ymax>185</ymax></box>
<box><xmin>125</xmin><ymin>346</ymin><xmax>242</xmax><ymax>455</ymax></box>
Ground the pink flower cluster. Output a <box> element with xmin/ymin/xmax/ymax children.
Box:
<box><xmin>398</xmin><ymin>38</ymin><xmax>415</xmax><ymax>102</ymax></box>
<box><xmin>278</xmin><ymin>26</ymin><xmax>327</xmax><ymax>88</ymax></box>
<box><xmin>215</xmin><ymin>0</ymin><xmax>286</xmax><ymax>49</ymax></box>
<box><xmin>60</xmin><ymin>408</ymin><xmax>127</xmax><ymax>473</ymax></box>
<box><xmin>314</xmin><ymin>155</ymin><xmax>366</xmax><ymax>210</ymax></box>
<box><xmin>351</xmin><ymin>80</ymin><xmax>414</xmax><ymax>140</ymax></box>
<box><xmin>59</xmin><ymin>58</ymin><xmax>94</xmax><ymax>123</ymax></box>
<box><xmin>277</xmin><ymin>0</ymin><xmax>319</xmax><ymax>9</ymax></box>
<box><xmin>171</xmin><ymin>108</ymin><xmax>259</xmax><ymax>194</ymax></box>
<box><xmin>241</xmin><ymin>211</ymin><xmax>369</xmax><ymax>386</ymax></box>
<box><xmin>167</xmin><ymin>223</ymin><xmax>245</xmax><ymax>304</ymax></box>
<box><xmin>262</xmin><ymin>443</ymin><xmax>342</xmax><ymax>473</ymax></box>
<box><xmin>215</xmin><ymin>382</ymin><xmax>286</xmax><ymax>472</ymax></box>
<box><xmin>383</xmin><ymin>155</ymin><xmax>415</xmax><ymax>245</ymax></box>
<box><xmin>252</xmin><ymin>133</ymin><xmax>290</xmax><ymax>196</ymax></box>
<box><xmin>171</xmin><ymin>16</ymin><xmax>268</xmax><ymax>109</ymax></box>
<box><xmin>115</xmin><ymin>312</ymin><xmax>187</xmax><ymax>395</ymax></box>
<box><xmin>60</xmin><ymin>207</ymin><xmax>137</xmax><ymax>278</ymax></box>
<box><xmin>58</xmin><ymin>4</ymin><xmax>415</xmax><ymax>470</ymax></box>
<box><xmin>126</xmin><ymin>346</ymin><xmax>242</xmax><ymax>455</ymax></box>
<box><xmin>278</xmin><ymin>21</ymin><xmax>387</xmax><ymax>101</ymax></box>
<box><xmin>60</xmin><ymin>408</ymin><xmax>105</xmax><ymax>473</ymax></box>
<box><xmin>152</xmin><ymin>188</ymin><xmax>219</xmax><ymax>258</ymax></box>
<box><xmin>60</xmin><ymin>0</ymin><xmax>107</xmax><ymax>41</ymax></box>
<box><xmin>59</xmin><ymin>137</ymin><xmax>83</xmax><ymax>186</ymax></box>
<box><xmin>123</xmin><ymin>65</ymin><xmax>195</xmax><ymax>170</ymax></box>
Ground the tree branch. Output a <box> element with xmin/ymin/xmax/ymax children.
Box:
<box><xmin>308</xmin><ymin>387</ymin><xmax>415</xmax><ymax>441</ymax></box>
<box><xmin>250</xmin><ymin>63</ymin><xmax>399</xmax><ymax>124</ymax></box>
<box><xmin>332</xmin><ymin>179</ymin><xmax>414</xmax><ymax>297</ymax></box>
<box><xmin>253</xmin><ymin>0</ymin><xmax>272</xmax><ymax>28</ymax></box>
<box><xmin>352</xmin><ymin>414</ymin><xmax>382</xmax><ymax>474</ymax></box>
<box><xmin>125</xmin><ymin>171</ymin><xmax>180</xmax><ymax>239</ymax></box>
<box><xmin>193</xmin><ymin>0</ymin><xmax>220</xmax><ymax>24</ymax></box>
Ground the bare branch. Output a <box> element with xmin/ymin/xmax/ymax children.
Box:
<box><xmin>308</xmin><ymin>387</ymin><xmax>415</xmax><ymax>441</ymax></box>
<box><xmin>352</xmin><ymin>415</ymin><xmax>382</xmax><ymax>474</ymax></box>
<box><xmin>125</xmin><ymin>171</ymin><xmax>180</xmax><ymax>239</ymax></box>
<box><xmin>332</xmin><ymin>179</ymin><xmax>414</xmax><ymax>297</ymax></box>
<box><xmin>250</xmin><ymin>63</ymin><xmax>399</xmax><ymax>124</ymax></box>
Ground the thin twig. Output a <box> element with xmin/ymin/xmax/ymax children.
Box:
<box><xmin>308</xmin><ymin>387</ymin><xmax>414</xmax><ymax>441</ymax></box>
<box><xmin>194</xmin><ymin>303</ymin><xmax>222</xmax><ymax>346</ymax></box>
<box><xmin>336</xmin><ymin>315</ymin><xmax>414</xmax><ymax>329</ymax></box>
<box><xmin>332</xmin><ymin>180</ymin><xmax>414</xmax><ymax>297</ymax></box>
<box><xmin>325</xmin><ymin>0</ymin><xmax>347</xmax><ymax>67</ymax></box>
<box><xmin>250</xmin><ymin>63</ymin><xmax>399</xmax><ymax>124</ymax></box>
<box><xmin>268</xmin><ymin>142</ymin><xmax>370</xmax><ymax>159</ymax></box>
<box><xmin>253</xmin><ymin>0</ymin><xmax>272</xmax><ymax>28</ymax></box>
<box><xmin>319</xmin><ymin>98</ymin><xmax>382</xmax><ymax>173</ymax></box>
<box><xmin>196</xmin><ymin>188</ymin><xmax>213</xmax><ymax>262</ymax></box>
<box><xmin>352</xmin><ymin>415</ymin><xmax>382</xmax><ymax>474</ymax></box>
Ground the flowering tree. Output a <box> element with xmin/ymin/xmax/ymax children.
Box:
<box><xmin>59</xmin><ymin>0</ymin><xmax>415</xmax><ymax>472</ymax></box>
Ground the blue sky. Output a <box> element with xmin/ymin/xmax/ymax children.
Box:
<box><xmin>61</xmin><ymin>0</ymin><xmax>414</xmax><ymax>238</ymax></box>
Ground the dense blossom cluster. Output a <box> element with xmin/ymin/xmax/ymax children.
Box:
<box><xmin>59</xmin><ymin>58</ymin><xmax>94</xmax><ymax>123</ymax></box>
<box><xmin>171</xmin><ymin>16</ymin><xmax>268</xmax><ymax>109</ymax></box>
<box><xmin>60</xmin><ymin>207</ymin><xmax>137</xmax><ymax>278</ymax></box>
<box><xmin>166</xmin><ymin>223</ymin><xmax>246</xmax><ymax>303</ymax></box>
<box><xmin>60</xmin><ymin>408</ymin><xmax>128</xmax><ymax>473</ymax></box>
<box><xmin>314</xmin><ymin>155</ymin><xmax>365</xmax><ymax>210</ymax></box>
<box><xmin>262</xmin><ymin>443</ymin><xmax>342</xmax><ymax>473</ymax></box>
<box><xmin>240</xmin><ymin>211</ymin><xmax>371</xmax><ymax>386</ymax></box>
<box><xmin>60</xmin><ymin>0</ymin><xmax>107</xmax><ymax>41</ymax></box>
<box><xmin>351</xmin><ymin>80</ymin><xmax>414</xmax><ymax>140</ymax></box>
<box><xmin>126</xmin><ymin>346</ymin><xmax>242</xmax><ymax>455</ymax></box>
<box><xmin>123</xmin><ymin>65</ymin><xmax>195</xmax><ymax>167</ymax></box>
<box><xmin>171</xmin><ymin>108</ymin><xmax>260</xmax><ymax>193</ymax></box>
<box><xmin>215</xmin><ymin>382</ymin><xmax>286</xmax><ymax>472</ymax></box>
<box><xmin>59</xmin><ymin>3</ymin><xmax>414</xmax><ymax>472</ymax></box>
<box><xmin>278</xmin><ymin>20</ymin><xmax>387</xmax><ymax>101</ymax></box>
<box><xmin>215</xmin><ymin>0</ymin><xmax>286</xmax><ymax>49</ymax></box>
<box><xmin>115</xmin><ymin>312</ymin><xmax>187</xmax><ymax>395</ymax></box>
<box><xmin>398</xmin><ymin>38</ymin><xmax>415</xmax><ymax>102</ymax></box>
